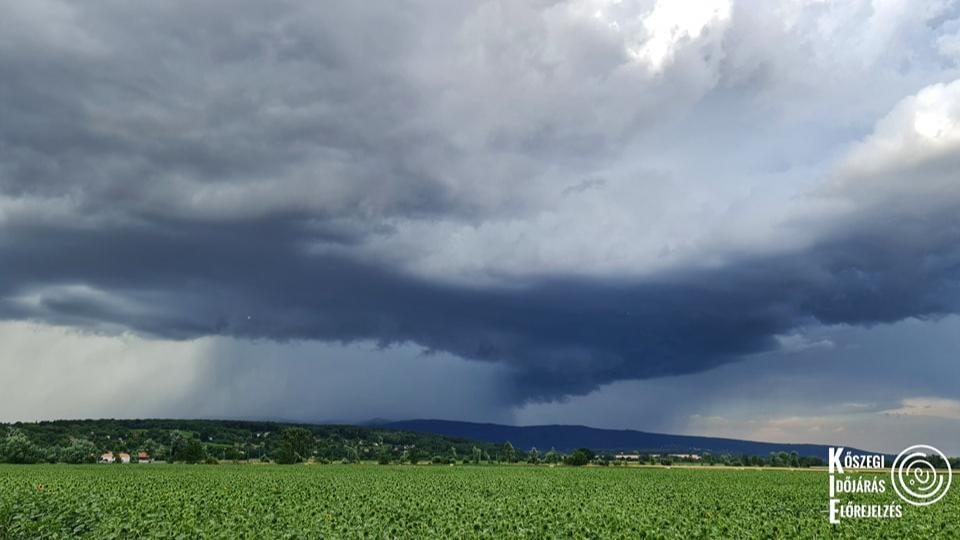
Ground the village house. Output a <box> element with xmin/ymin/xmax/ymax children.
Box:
<box><xmin>99</xmin><ymin>451</ymin><xmax>149</xmax><ymax>464</ymax></box>
<box><xmin>670</xmin><ymin>454</ymin><xmax>702</xmax><ymax>461</ymax></box>
<box><xmin>613</xmin><ymin>453</ymin><xmax>703</xmax><ymax>462</ymax></box>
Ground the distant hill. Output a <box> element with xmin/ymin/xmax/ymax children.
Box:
<box><xmin>376</xmin><ymin>419</ymin><xmax>872</xmax><ymax>458</ymax></box>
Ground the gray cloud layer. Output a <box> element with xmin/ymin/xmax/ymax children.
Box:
<box><xmin>3</xmin><ymin>0</ymin><xmax>960</xmax><ymax>404</ymax></box>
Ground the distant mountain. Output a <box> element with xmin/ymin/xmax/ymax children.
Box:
<box><xmin>376</xmin><ymin>419</ymin><xmax>871</xmax><ymax>458</ymax></box>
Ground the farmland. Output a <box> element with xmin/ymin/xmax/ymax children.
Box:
<box><xmin>1</xmin><ymin>465</ymin><xmax>957</xmax><ymax>539</ymax></box>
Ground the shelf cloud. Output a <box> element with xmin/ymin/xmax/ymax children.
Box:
<box><xmin>2</xmin><ymin>0</ymin><xmax>960</xmax><ymax>411</ymax></box>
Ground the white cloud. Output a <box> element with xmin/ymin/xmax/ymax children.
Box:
<box><xmin>775</xmin><ymin>333</ymin><xmax>836</xmax><ymax>354</ymax></box>
<box><xmin>628</xmin><ymin>0</ymin><xmax>731</xmax><ymax>70</ymax></box>
<box><xmin>882</xmin><ymin>397</ymin><xmax>960</xmax><ymax>421</ymax></box>
<box><xmin>684</xmin><ymin>410</ymin><xmax>960</xmax><ymax>454</ymax></box>
<box><xmin>937</xmin><ymin>27</ymin><xmax>960</xmax><ymax>60</ymax></box>
<box><xmin>837</xmin><ymin>79</ymin><xmax>960</xmax><ymax>177</ymax></box>
<box><xmin>686</xmin><ymin>413</ymin><xmax>846</xmax><ymax>442</ymax></box>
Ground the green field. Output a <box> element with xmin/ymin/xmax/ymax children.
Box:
<box><xmin>0</xmin><ymin>464</ymin><xmax>956</xmax><ymax>539</ymax></box>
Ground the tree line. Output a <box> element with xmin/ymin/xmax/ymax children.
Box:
<box><xmin>5</xmin><ymin>421</ymin><xmax>957</xmax><ymax>468</ymax></box>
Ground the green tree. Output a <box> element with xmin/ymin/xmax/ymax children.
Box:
<box><xmin>528</xmin><ymin>447</ymin><xmax>541</xmax><ymax>464</ymax></box>
<box><xmin>275</xmin><ymin>428</ymin><xmax>315</xmax><ymax>464</ymax></box>
<box><xmin>60</xmin><ymin>438</ymin><xmax>98</xmax><ymax>464</ymax></box>
<box><xmin>502</xmin><ymin>442</ymin><xmax>516</xmax><ymax>463</ymax></box>
<box><xmin>182</xmin><ymin>439</ymin><xmax>206</xmax><ymax>463</ymax></box>
<box><xmin>168</xmin><ymin>431</ymin><xmax>185</xmax><ymax>462</ymax></box>
<box><xmin>566</xmin><ymin>448</ymin><xmax>594</xmax><ymax>467</ymax></box>
<box><xmin>346</xmin><ymin>444</ymin><xmax>360</xmax><ymax>464</ymax></box>
<box><xmin>141</xmin><ymin>439</ymin><xmax>159</xmax><ymax>460</ymax></box>
<box><xmin>770</xmin><ymin>451</ymin><xmax>790</xmax><ymax>467</ymax></box>
<box><xmin>406</xmin><ymin>448</ymin><xmax>425</xmax><ymax>465</ymax></box>
<box><xmin>224</xmin><ymin>445</ymin><xmax>244</xmax><ymax>462</ymax></box>
<box><xmin>171</xmin><ymin>433</ymin><xmax>206</xmax><ymax>464</ymax></box>
<box><xmin>0</xmin><ymin>430</ymin><xmax>42</xmax><ymax>464</ymax></box>
<box><xmin>43</xmin><ymin>447</ymin><xmax>59</xmax><ymax>463</ymax></box>
<box><xmin>544</xmin><ymin>448</ymin><xmax>559</xmax><ymax>464</ymax></box>
<box><xmin>377</xmin><ymin>445</ymin><xmax>392</xmax><ymax>465</ymax></box>
<box><xmin>471</xmin><ymin>446</ymin><xmax>482</xmax><ymax>464</ymax></box>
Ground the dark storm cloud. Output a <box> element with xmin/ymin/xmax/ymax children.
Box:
<box><xmin>3</xmin><ymin>0</ymin><xmax>960</xmax><ymax>404</ymax></box>
<box><xmin>3</xmin><ymin>201</ymin><xmax>959</xmax><ymax>402</ymax></box>
<box><xmin>0</xmin><ymin>1</ymin><xmax>488</xmax><ymax>222</ymax></box>
<box><xmin>0</xmin><ymin>0</ymin><xmax>639</xmax><ymax>225</ymax></box>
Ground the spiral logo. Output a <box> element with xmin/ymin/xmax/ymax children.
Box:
<box><xmin>890</xmin><ymin>445</ymin><xmax>952</xmax><ymax>506</ymax></box>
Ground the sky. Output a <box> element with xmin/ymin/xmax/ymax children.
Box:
<box><xmin>2</xmin><ymin>0</ymin><xmax>960</xmax><ymax>454</ymax></box>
